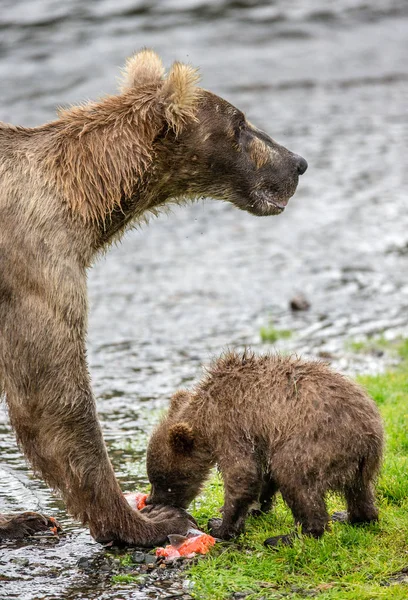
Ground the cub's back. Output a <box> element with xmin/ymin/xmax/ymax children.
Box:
<box><xmin>192</xmin><ymin>351</ymin><xmax>381</xmax><ymax>447</ymax></box>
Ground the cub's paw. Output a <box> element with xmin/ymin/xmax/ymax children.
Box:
<box><xmin>264</xmin><ymin>532</ymin><xmax>296</xmax><ymax>549</ymax></box>
<box><xmin>207</xmin><ymin>517</ymin><xmax>237</xmax><ymax>540</ymax></box>
<box><xmin>0</xmin><ymin>512</ymin><xmax>62</xmax><ymax>540</ymax></box>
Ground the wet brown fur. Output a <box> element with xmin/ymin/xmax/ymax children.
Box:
<box><xmin>38</xmin><ymin>54</ymin><xmax>201</xmax><ymax>223</ymax></box>
<box><xmin>0</xmin><ymin>50</ymin><xmax>306</xmax><ymax>544</ymax></box>
<box><xmin>249</xmin><ymin>137</ymin><xmax>270</xmax><ymax>169</ymax></box>
<box><xmin>147</xmin><ymin>351</ymin><xmax>383</xmax><ymax>542</ymax></box>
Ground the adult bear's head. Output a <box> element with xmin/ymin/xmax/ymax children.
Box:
<box><xmin>139</xmin><ymin>53</ymin><xmax>308</xmax><ymax>217</ymax></box>
<box><xmin>50</xmin><ymin>49</ymin><xmax>307</xmax><ymax>224</ymax></box>
<box><xmin>159</xmin><ymin>90</ymin><xmax>308</xmax><ymax>216</ymax></box>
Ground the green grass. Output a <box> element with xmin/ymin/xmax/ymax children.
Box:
<box><xmin>345</xmin><ymin>335</ymin><xmax>408</xmax><ymax>362</ymax></box>
<box><xmin>260</xmin><ymin>322</ymin><xmax>292</xmax><ymax>343</ymax></box>
<box><xmin>345</xmin><ymin>335</ymin><xmax>388</xmax><ymax>355</ymax></box>
<box><xmin>185</xmin><ymin>339</ymin><xmax>408</xmax><ymax>599</ymax></box>
<box><xmin>112</xmin><ymin>573</ymin><xmax>142</xmax><ymax>584</ymax></box>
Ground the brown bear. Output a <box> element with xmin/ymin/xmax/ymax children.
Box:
<box><xmin>0</xmin><ymin>50</ymin><xmax>307</xmax><ymax>545</ymax></box>
<box><xmin>146</xmin><ymin>351</ymin><xmax>383</xmax><ymax>546</ymax></box>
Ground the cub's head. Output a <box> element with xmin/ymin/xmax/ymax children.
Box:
<box><xmin>146</xmin><ymin>391</ymin><xmax>211</xmax><ymax>508</ymax></box>
<box><xmin>121</xmin><ymin>50</ymin><xmax>307</xmax><ymax>217</ymax></box>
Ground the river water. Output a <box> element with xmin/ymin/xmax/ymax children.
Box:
<box><xmin>0</xmin><ymin>1</ymin><xmax>407</xmax><ymax>598</ymax></box>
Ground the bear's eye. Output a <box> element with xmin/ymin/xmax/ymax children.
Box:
<box><xmin>234</xmin><ymin>118</ymin><xmax>246</xmax><ymax>139</ymax></box>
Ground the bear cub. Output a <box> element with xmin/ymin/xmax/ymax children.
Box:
<box><xmin>146</xmin><ymin>351</ymin><xmax>383</xmax><ymax>546</ymax></box>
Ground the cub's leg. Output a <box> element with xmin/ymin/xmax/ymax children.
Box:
<box><xmin>341</xmin><ymin>482</ymin><xmax>379</xmax><ymax>525</ymax></box>
<box><xmin>208</xmin><ymin>454</ymin><xmax>262</xmax><ymax>540</ymax></box>
<box><xmin>332</xmin><ymin>464</ymin><xmax>379</xmax><ymax>525</ymax></box>
<box><xmin>265</xmin><ymin>483</ymin><xmax>329</xmax><ymax>548</ymax></box>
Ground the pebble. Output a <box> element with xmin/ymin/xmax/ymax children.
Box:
<box><xmin>182</xmin><ymin>579</ymin><xmax>195</xmax><ymax>590</ymax></box>
<box><xmin>289</xmin><ymin>293</ymin><xmax>311</xmax><ymax>311</ymax></box>
<box><xmin>132</xmin><ymin>551</ymin><xmax>146</xmax><ymax>564</ymax></box>
<box><xmin>11</xmin><ymin>557</ymin><xmax>29</xmax><ymax>567</ymax></box>
<box><xmin>99</xmin><ymin>560</ymin><xmax>111</xmax><ymax>571</ymax></box>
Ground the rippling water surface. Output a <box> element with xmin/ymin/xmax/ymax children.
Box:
<box><xmin>0</xmin><ymin>1</ymin><xmax>407</xmax><ymax>598</ymax></box>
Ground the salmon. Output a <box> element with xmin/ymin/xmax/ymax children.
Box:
<box><xmin>124</xmin><ymin>491</ymin><xmax>148</xmax><ymax>510</ymax></box>
<box><xmin>125</xmin><ymin>493</ymin><xmax>214</xmax><ymax>558</ymax></box>
<box><xmin>156</xmin><ymin>528</ymin><xmax>215</xmax><ymax>559</ymax></box>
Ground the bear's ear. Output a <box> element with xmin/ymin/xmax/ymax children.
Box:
<box><xmin>119</xmin><ymin>48</ymin><xmax>165</xmax><ymax>92</ymax></box>
<box><xmin>169</xmin><ymin>422</ymin><xmax>195</xmax><ymax>454</ymax></box>
<box><xmin>160</xmin><ymin>61</ymin><xmax>201</xmax><ymax>135</ymax></box>
<box><xmin>170</xmin><ymin>389</ymin><xmax>191</xmax><ymax>412</ymax></box>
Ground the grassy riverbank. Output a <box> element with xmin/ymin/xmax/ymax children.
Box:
<box><xmin>187</xmin><ymin>339</ymin><xmax>408</xmax><ymax>599</ymax></box>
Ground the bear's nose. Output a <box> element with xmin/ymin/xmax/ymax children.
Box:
<box><xmin>295</xmin><ymin>155</ymin><xmax>308</xmax><ymax>175</ymax></box>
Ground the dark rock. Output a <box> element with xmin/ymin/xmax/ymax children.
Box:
<box><xmin>317</xmin><ymin>350</ymin><xmax>334</xmax><ymax>360</ymax></box>
<box><xmin>290</xmin><ymin>294</ymin><xmax>311</xmax><ymax>311</ymax></box>
<box><xmin>99</xmin><ymin>559</ymin><xmax>111</xmax><ymax>571</ymax></box>
<box><xmin>132</xmin><ymin>551</ymin><xmax>146</xmax><ymax>564</ymax></box>
<box><xmin>77</xmin><ymin>557</ymin><xmax>91</xmax><ymax>570</ymax></box>
<box><xmin>173</xmin><ymin>557</ymin><xmax>187</xmax><ymax>569</ymax></box>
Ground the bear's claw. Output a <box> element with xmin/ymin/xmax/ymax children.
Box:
<box><xmin>0</xmin><ymin>511</ymin><xmax>62</xmax><ymax>540</ymax></box>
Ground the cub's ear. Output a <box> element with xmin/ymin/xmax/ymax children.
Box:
<box><xmin>119</xmin><ymin>48</ymin><xmax>165</xmax><ymax>92</ymax></box>
<box><xmin>169</xmin><ymin>422</ymin><xmax>195</xmax><ymax>454</ymax></box>
<box><xmin>170</xmin><ymin>389</ymin><xmax>191</xmax><ymax>412</ymax></box>
<box><xmin>160</xmin><ymin>61</ymin><xmax>201</xmax><ymax>135</ymax></box>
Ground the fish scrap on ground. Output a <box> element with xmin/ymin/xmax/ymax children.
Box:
<box><xmin>125</xmin><ymin>492</ymin><xmax>216</xmax><ymax>559</ymax></box>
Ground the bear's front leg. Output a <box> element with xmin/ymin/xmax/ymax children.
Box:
<box><xmin>208</xmin><ymin>456</ymin><xmax>261</xmax><ymax>540</ymax></box>
<box><xmin>1</xmin><ymin>285</ymin><xmax>193</xmax><ymax>547</ymax></box>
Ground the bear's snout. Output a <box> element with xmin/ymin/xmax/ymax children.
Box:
<box><xmin>294</xmin><ymin>154</ymin><xmax>308</xmax><ymax>175</ymax></box>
